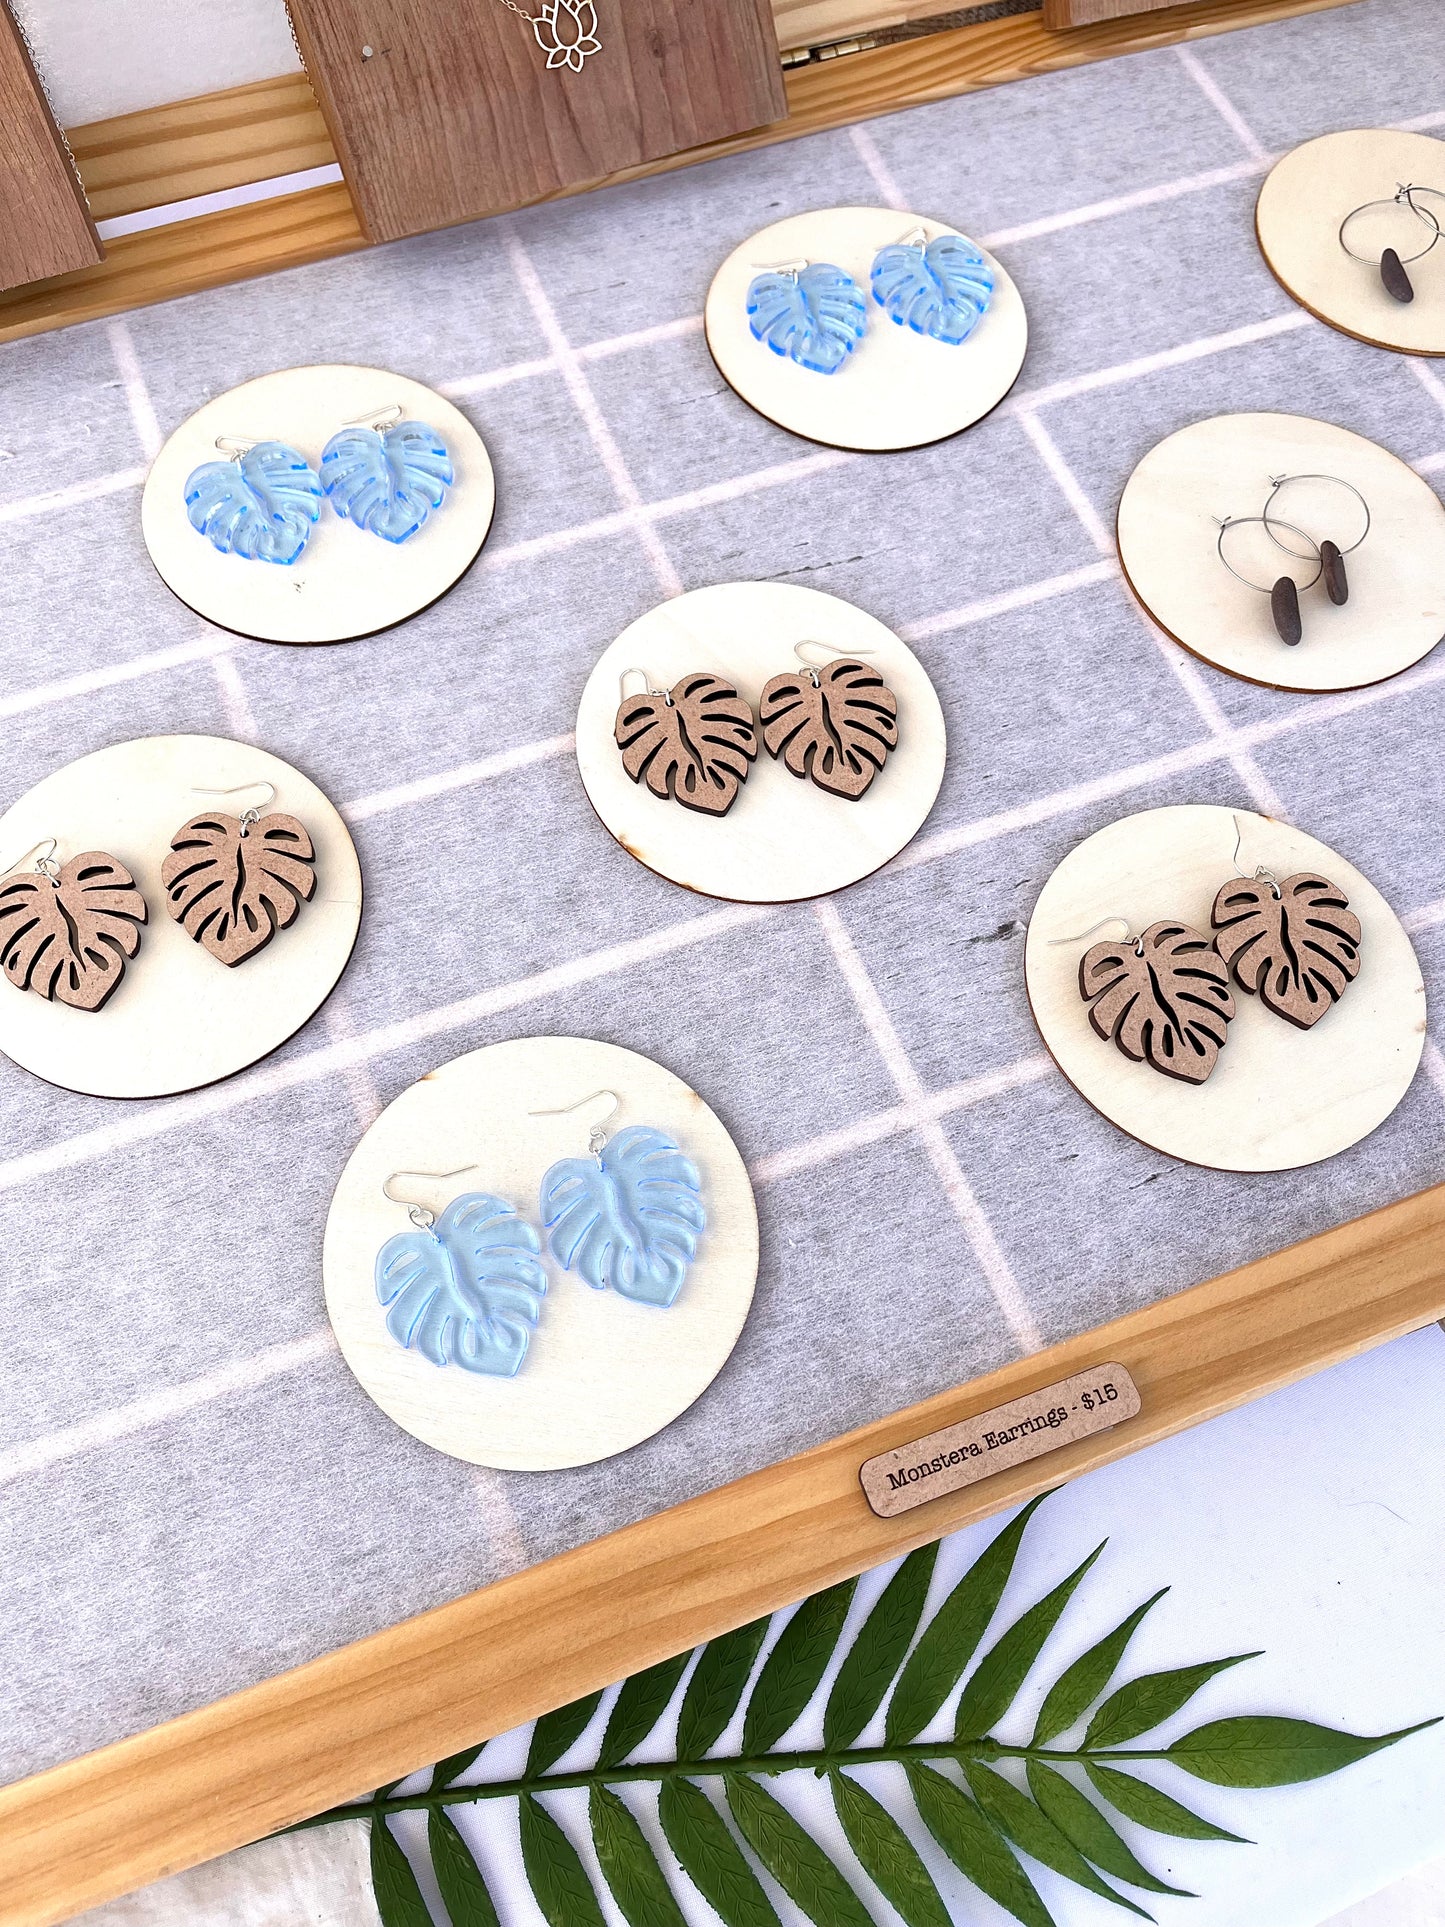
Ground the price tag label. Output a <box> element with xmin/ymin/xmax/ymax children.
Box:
<box><xmin>859</xmin><ymin>1365</ymin><xmax>1141</xmax><ymax>1519</ymax></box>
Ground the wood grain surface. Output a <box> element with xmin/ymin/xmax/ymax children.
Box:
<box><xmin>1044</xmin><ymin>0</ymin><xmax>1198</xmax><ymax>26</ymax></box>
<box><xmin>1</xmin><ymin>1175</ymin><xmax>1442</xmax><ymax>1927</ymax></box>
<box><xmin>286</xmin><ymin>0</ymin><xmax>787</xmax><ymax>241</ymax></box>
<box><xmin>0</xmin><ymin>1</ymin><xmax>101</xmax><ymax>292</ymax></box>
<box><xmin>0</xmin><ymin>0</ymin><xmax>1355</xmax><ymax>342</ymax></box>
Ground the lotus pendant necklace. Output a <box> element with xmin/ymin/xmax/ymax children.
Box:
<box><xmin>493</xmin><ymin>0</ymin><xmax>602</xmax><ymax>73</ymax></box>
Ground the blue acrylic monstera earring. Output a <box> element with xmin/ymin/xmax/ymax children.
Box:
<box><xmin>321</xmin><ymin>403</ymin><xmax>455</xmax><ymax>543</ymax></box>
<box><xmin>374</xmin><ymin>1165</ymin><xmax>547</xmax><ymax>1377</ymax></box>
<box><xmin>533</xmin><ymin>1090</ymin><xmax>705</xmax><ymax>1309</ymax></box>
<box><xmin>184</xmin><ymin>436</ymin><xmax>322</xmax><ymax>564</ymax></box>
<box><xmin>747</xmin><ymin>259</ymin><xmax>868</xmax><ymax>374</ymax></box>
<box><xmin>871</xmin><ymin>226</ymin><xmax>994</xmax><ymax>344</ymax></box>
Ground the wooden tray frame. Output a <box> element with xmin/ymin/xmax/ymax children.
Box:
<box><xmin>1</xmin><ymin>2</ymin><xmax>1414</xmax><ymax>1923</ymax></box>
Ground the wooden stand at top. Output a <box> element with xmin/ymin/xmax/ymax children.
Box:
<box><xmin>1044</xmin><ymin>0</ymin><xmax>1205</xmax><ymax>25</ymax></box>
<box><xmin>287</xmin><ymin>0</ymin><xmax>788</xmax><ymax>242</ymax></box>
<box><xmin>0</xmin><ymin>1</ymin><xmax>101</xmax><ymax>292</ymax></box>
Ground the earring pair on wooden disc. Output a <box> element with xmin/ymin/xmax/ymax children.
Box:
<box><xmin>612</xmin><ymin>643</ymin><xmax>900</xmax><ymax>816</ymax></box>
<box><xmin>1062</xmin><ymin>828</ymin><xmax>1362</xmax><ymax>1084</ymax></box>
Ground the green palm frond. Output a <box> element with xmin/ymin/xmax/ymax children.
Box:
<box><xmin>289</xmin><ymin>1493</ymin><xmax>1435</xmax><ymax>1926</ymax></box>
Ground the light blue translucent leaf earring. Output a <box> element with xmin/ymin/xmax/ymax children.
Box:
<box><xmin>375</xmin><ymin>1165</ymin><xmax>546</xmax><ymax>1377</ymax></box>
<box><xmin>747</xmin><ymin>259</ymin><xmax>868</xmax><ymax>374</ymax></box>
<box><xmin>321</xmin><ymin>403</ymin><xmax>455</xmax><ymax>543</ymax></box>
<box><xmin>533</xmin><ymin>1090</ymin><xmax>705</xmax><ymax>1309</ymax></box>
<box><xmin>871</xmin><ymin>226</ymin><xmax>994</xmax><ymax>344</ymax></box>
<box><xmin>183</xmin><ymin>437</ymin><xmax>322</xmax><ymax>564</ymax></box>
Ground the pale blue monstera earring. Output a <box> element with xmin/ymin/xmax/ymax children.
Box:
<box><xmin>184</xmin><ymin>436</ymin><xmax>322</xmax><ymax>564</ymax></box>
<box><xmin>321</xmin><ymin>403</ymin><xmax>455</xmax><ymax>543</ymax></box>
<box><xmin>871</xmin><ymin>225</ymin><xmax>994</xmax><ymax>344</ymax></box>
<box><xmin>374</xmin><ymin>1165</ymin><xmax>547</xmax><ymax>1377</ymax></box>
<box><xmin>533</xmin><ymin>1090</ymin><xmax>705</xmax><ymax>1308</ymax></box>
<box><xmin>747</xmin><ymin>259</ymin><xmax>868</xmax><ymax>374</ymax></box>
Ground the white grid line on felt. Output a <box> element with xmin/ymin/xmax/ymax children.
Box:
<box><xmin>813</xmin><ymin>898</ymin><xmax>1045</xmax><ymax>1352</ymax></box>
<box><xmin>0</xmin><ymin>1049</ymin><xmax>1062</xmax><ymax>1487</ymax></box>
<box><xmin>105</xmin><ymin>317</ymin><xmax>164</xmax><ymax>463</ymax></box>
<box><xmin>6</xmin><ymin>615</ymin><xmax>1445</xmax><ymax>1202</ymax></box>
<box><xmin>504</xmin><ymin>226</ymin><xmax>685</xmax><ymax>600</ymax></box>
<box><xmin>1014</xmin><ymin>409</ymin><xmax>1287</xmax><ymax>820</ymax></box>
<box><xmin>1173</xmin><ymin>43</ymin><xmax>1271</xmax><ymax>163</ymax></box>
<box><xmin>848</xmin><ymin>124</ymin><xmax>910</xmax><ymax>212</ymax></box>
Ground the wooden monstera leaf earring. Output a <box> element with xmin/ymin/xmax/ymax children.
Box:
<box><xmin>614</xmin><ymin>667</ymin><xmax>758</xmax><ymax>817</ymax></box>
<box><xmin>1211</xmin><ymin>819</ymin><xmax>1361</xmax><ymax>1030</ymax></box>
<box><xmin>1054</xmin><ymin>914</ymin><xmax>1235</xmax><ymax>1085</ymax></box>
<box><xmin>0</xmin><ymin>837</ymin><xmax>147</xmax><ymax>1012</ymax></box>
<box><xmin>759</xmin><ymin>641</ymin><xmax>900</xmax><ymax>800</ymax></box>
<box><xmin>162</xmin><ymin>779</ymin><xmax>317</xmax><ymax>966</ymax></box>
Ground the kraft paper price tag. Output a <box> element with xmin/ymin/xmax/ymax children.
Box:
<box><xmin>859</xmin><ymin>1365</ymin><xmax>1141</xmax><ymax>1518</ymax></box>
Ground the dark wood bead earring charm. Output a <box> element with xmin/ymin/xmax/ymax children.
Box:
<box><xmin>614</xmin><ymin>668</ymin><xmax>758</xmax><ymax>817</ymax></box>
<box><xmin>1216</xmin><ymin>513</ymin><xmax>1322</xmax><ymax>647</ymax></box>
<box><xmin>163</xmin><ymin>780</ymin><xmax>316</xmax><ymax>966</ymax></box>
<box><xmin>759</xmin><ymin>642</ymin><xmax>899</xmax><ymax>800</ymax></box>
<box><xmin>1338</xmin><ymin>186</ymin><xmax>1442</xmax><ymax>303</ymax></box>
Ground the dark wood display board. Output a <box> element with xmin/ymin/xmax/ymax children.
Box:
<box><xmin>287</xmin><ymin>0</ymin><xmax>788</xmax><ymax>241</ymax></box>
<box><xmin>0</xmin><ymin>2</ymin><xmax>101</xmax><ymax>292</ymax></box>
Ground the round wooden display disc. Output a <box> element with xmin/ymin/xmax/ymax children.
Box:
<box><xmin>0</xmin><ymin>735</ymin><xmax>362</xmax><ymax>1099</ymax></box>
<box><xmin>1256</xmin><ymin>129</ymin><xmax>1445</xmax><ymax>355</ymax></box>
<box><xmin>705</xmin><ymin>208</ymin><xmax>1028</xmax><ymax>452</ymax></box>
<box><xmin>141</xmin><ymin>364</ymin><xmax>496</xmax><ymax>644</ymax></box>
<box><xmin>1117</xmin><ymin>412</ymin><xmax>1445</xmax><ymax>691</ymax></box>
<box><xmin>322</xmin><ymin>1037</ymin><xmax>759</xmax><ymax>1470</ymax></box>
<box><xmin>1025</xmin><ymin>806</ymin><xmax>1424</xmax><ymax>1173</ymax></box>
<box><xmin>576</xmin><ymin>581</ymin><xmax>947</xmax><ymax>903</ymax></box>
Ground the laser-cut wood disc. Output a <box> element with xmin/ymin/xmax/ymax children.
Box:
<box><xmin>1025</xmin><ymin>805</ymin><xmax>1423</xmax><ymax>1172</ymax></box>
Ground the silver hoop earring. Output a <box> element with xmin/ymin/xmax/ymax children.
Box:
<box><xmin>1215</xmin><ymin>514</ymin><xmax>1323</xmax><ymax>647</ymax></box>
<box><xmin>1261</xmin><ymin>472</ymin><xmax>1370</xmax><ymax>608</ymax></box>
<box><xmin>1338</xmin><ymin>184</ymin><xmax>1441</xmax><ymax>303</ymax></box>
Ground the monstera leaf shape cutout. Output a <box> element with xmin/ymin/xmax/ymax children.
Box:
<box><xmin>614</xmin><ymin>672</ymin><xmax>758</xmax><ymax>816</ymax></box>
<box><xmin>747</xmin><ymin>264</ymin><xmax>868</xmax><ymax>374</ymax></box>
<box><xmin>320</xmin><ymin>421</ymin><xmax>454</xmax><ymax>543</ymax></box>
<box><xmin>375</xmin><ymin>1194</ymin><xmax>547</xmax><ymax>1377</ymax></box>
<box><xmin>871</xmin><ymin>234</ymin><xmax>995</xmax><ymax>344</ymax></box>
<box><xmin>184</xmin><ymin>441</ymin><xmax>322</xmax><ymax>564</ymax></box>
<box><xmin>161</xmin><ymin>811</ymin><xmax>316</xmax><ymax>967</ymax></box>
<box><xmin>759</xmin><ymin>657</ymin><xmax>900</xmax><ymax>799</ymax></box>
<box><xmin>540</xmin><ymin>1125</ymin><xmax>705</xmax><ymax>1308</ymax></box>
<box><xmin>1211</xmin><ymin>873</ymin><xmax>1362</xmax><ymax>1030</ymax></box>
<box><xmin>1079</xmin><ymin>920</ymin><xmax>1235</xmax><ymax>1085</ymax></box>
<box><xmin>0</xmin><ymin>854</ymin><xmax>147</xmax><ymax>1012</ymax></box>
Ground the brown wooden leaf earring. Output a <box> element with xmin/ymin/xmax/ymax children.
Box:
<box><xmin>1211</xmin><ymin>818</ymin><xmax>1361</xmax><ymax>1030</ymax></box>
<box><xmin>0</xmin><ymin>837</ymin><xmax>147</xmax><ymax>1012</ymax></box>
<box><xmin>162</xmin><ymin>779</ymin><xmax>317</xmax><ymax>967</ymax></box>
<box><xmin>1053</xmin><ymin>914</ymin><xmax>1235</xmax><ymax>1085</ymax></box>
<box><xmin>759</xmin><ymin>641</ymin><xmax>899</xmax><ymax>800</ymax></box>
<box><xmin>614</xmin><ymin>668</ymin><xmax>757</xmax><ymax>817</ymax></box>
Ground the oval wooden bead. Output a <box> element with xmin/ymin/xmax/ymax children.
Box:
<box><xmin>1320</xmin><ymin>537</ymin><xmax>1350</xmax><ymax>606</ymax></box>
<box><xmin>1380</xmin><ymin>246</ymin><xmax>1415</xmax><ymax>303</ymax></box>
<box><xmin>1271</xmin><ymin>573</ymin><xmax>1303</xmax><ymax>645</ymax></box>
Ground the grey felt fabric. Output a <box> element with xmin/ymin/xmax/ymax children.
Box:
<box><xmin>2</xmin><ymin>0</ymin><xmax>1443</xmax><ymax>1791</ymax></box>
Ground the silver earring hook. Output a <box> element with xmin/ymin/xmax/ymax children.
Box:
<box><xmin>214</xmin><ymin>435</ymin><xmax>258</xmax><ymax>461</ymax></box>
<box><xmin>1047</xmin><ymin>915</ymin><xmax>1142</xmax><ymax>954</ymax></box>
<box><xmin>793</xmin><ymin>638</ymin><xmax>871</xmax><ymax>686</ymax></box>
<box><xmin>894</xmin><ymin>224</ymin><xmax>929</xmax><ymax>249</ymax></box>
<box><xmin>0</xmin><ymin>836</ymin><xmax>59</xmax><ymax>882</ymax></box>
<box><xmin>1230</xmin><ymin>813</ymin><xmax>1281</xmax><ymax>897</ymax></box>
<box><xmin>529</xmin><ymin>1089</ymin><xmax>620</xmax><ymax>1159</ymax></box>
<box><xmin>752</xmin><ymin>258</ymin><xmax>807</xmax><ymax>279</ymax></box>
<box><xmin>193</xmin><ymin>779</ymin><xmax>278</xmax><ymax>832</ymax></box>
<box><xmin>342</xmin><ymin>402</ymin><xmax>404</xmax><ymax>430</ymax></box>
<box><xmin>619</xmin><ymin>666</ymin><xmax>671</xmax><ymax>705</ymax></box>
<box><xmin>383</xmin><ymin>1165</ymin><xmax>478</xmax><ymax>1231</ymax></box>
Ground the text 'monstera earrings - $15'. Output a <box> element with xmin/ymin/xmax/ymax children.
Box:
<box><xmin>0</xmin><ymin>837</ymin><xmax>147</xmax><ymax>1013</ymax></box>
<box><xmin>184</xmin><ymin>436</ymin><xmax>323</xmax><ymax>566</ymax></box>
<box><xmin>870</xmin><ymin>225</ymin><xmax>994</xmax><ymax>345</ymax></box>
<box><xmin>1211</xmin><ymin>818</ymin><xmax>1362</xmax><ymax>1031</ymax></box>
<box><xmin>1338</xmin><ymin>182</ymin><xmax>1442</xmax><ymax>303</ymax></box>
<box><xmin>759</xmin><ymin>641</ymin><xmax>900</xmax><ymax>800</ymax></box>
<box><xmin>321</xmin><ymin>403</ymin><xmax>455</xmax><ymax>544</ymax></box>
<box><xmin>533</xmin><ymin>1089</ymin><xmax>705</xmax><ymax>1308</ymax></box>
<box><xmin>1052</xmin><ymin>915</ymin><xmax>1235</xmax><ymax>1086</ymax></box>
<box><xmin>1262</xmin><ymin>471</ymin><xmax>1370</xmax><ymax>608</ymax></box>
<box><xmin>374</xmin><ymin>1165</ymin><xmax>547</xmax><ymax>1378</ymax></box>
<box><xmin>614</xmin><ymin>666</ymin><xmax>758</xmax><ymax>817</ymax></box>
<box><xmin>162</xmin><ymin>779</ymin><xmax>317</xmax><ymax>967</ymax></box>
